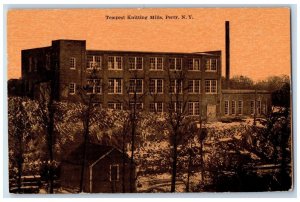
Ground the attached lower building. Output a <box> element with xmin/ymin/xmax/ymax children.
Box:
<box><xmin>221</xmin><ymin>89</ymin><xmax>271</xmax><ymax>118</ymax></box>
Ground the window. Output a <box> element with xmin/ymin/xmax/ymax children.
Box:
<box><xmin>188</xmin><ymin>80</ymin><xmax>201</xmax><ymax>94</ymax></box>
<box><xmin>130</xmin><ymin>103</ymin><xmax>143</xmax><ymax>111</ymax></box>
<box><xmin>108</xmin><ymin>102</ymin><xmax>123</xmax><ymax>110</ymax></box>
<box><xmin>28</xmin><ymin>57</ymin><xmax>33</xmax><ymax>72</ymax></box>
<box><xmin>231</xmin><ymin>100</ymin><xmax>236</xmax><ymax>115</ymax></box>
<box><xmin>205</xmin><ymin>58</ymin><xmax>217</xmax><ymax>72</ymax></box>
<box><xmin>149</xmin><ymin>79</ymin><xmax>163</xmax><ymax>94</ymax></box>
<box><xmin>108</xmin><ymin>79</ymin><xmax>122</xmax><ymax>94</ymax></box>
<box><xmin>257</xmin><ymin>100</ymin><xmax>261</xmax><ymax>115</ymax></box>
<box><xmin>34</xmin><ymin>58</ymin><xmax>38</xmax><ymax>72</ymax></box>
<box><xmin>129</xmin><ymin>57</ymin><xmax>143</xmax><ymax>70</ymax></box>
<box><xmin>250</xmin><ymin>100</ymin><xmax>255</xmax><ymax>115</ymax></box>
<box><xmin>70</xmin><ymin>57</ymin><xmax>76</xmax><ymax>69</ymax></box>
<box><xmin>188</xmin><ymin>58</ymin><xmax>201</xmax><ymax>71</ymax></box>
<box><xmin>169</xmin><ymin>80</ymin><xmax>183</xmax><ymax>94</ymax></box>
<box><xmin>69</xmin><ymin>83</ymin><xmax>76</xmax><ymax>94</ymax></box>
<box><xmin>150</xmin><ymin>57</ymin><xmax>163</xmax><ymax>70</ymax></box>
<box><xmin>86</xmin><ymin>79</ymin><xmax>102</xmax><ymax>94</ymax></box>
<box><xmin>87</xmin><ymin>55</ymin><xmax>101</xmax><ymax>69</ymax></box>
<box><xmin>108</xmin><ymin>56</ymin><xmax>122</xmax><ymax>70</ymax></box>
<box><xmin>110</xmin><ymin>164</ymin><xmax>119</xmax><ymax>181</ymax></box>
<box><xmin>188</xmin><ymin>102</ymin><xmax>200</xmax><ymax>116</ymax></box>
<box><xmin>169</xmin><ymin>102</ymin><xmax>183</xmax><ymax>113</ymax></box>
<box><xmin>150</xmin><ymin>102</ymin><xmax>164</xmax><ymax>113</ymax></box>
<box><xmin>262</xmin><ymin>104</ymin><xmax>267</xmax><ymax>114</ymax></box>
<box><xmin>224</xmin><ymin>100</ymin><xmax>229</xmax><ymax>115</ymax></box>
<box><xmin>24</xmin><ymin>80</ymin><xmax>30</xmax><ymax>93</ymax></box>
<box><xmin>169</xmin><ymin>58</ymin><xmax>182</xmax><ymax>70</ymax></box>
<box><xmin>238</xmin><ymin>100</ymin><xmax>243</xmax><ymax>115</ymax></box>
<box><xmin>45</xmin><ymin>54</ymin><xmax>51</xmax><ymax>70</ymax></box>
<box><xmin>129</xmin><ymin>79</ymin><xmax>143</xmax><ymax>94</ymax></box>
<box><xmin>205</xmin><ymin>80</ymin><xmax>217</xmax><ymax>94</ymax></box>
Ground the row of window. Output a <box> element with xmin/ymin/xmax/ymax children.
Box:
<box><xmin>250</xmin><ymin>100</ymin><xmax>264</xmax><ymax>115</ymax></box>
<box><xmin>27</xmin><ymin>54</ymin><xmax>51</xmax><ymax>72</ymax></box>
<box><xmin>68</xmin><ymin>79</ymin><xmax>218</xmax><ymax>95</ymax></box>
<box><xmin>224</xmin><ymin>100</ymin><xmax>264</xmax><ymax>115</ymax></box>
<box><xmin>26</xmin><ymin>55</ymin><xmax>218</xmax><ymax>73</ymax></box>
<box><xmin>224</xmin><ymin>100</ymin><xmax>243</xmax><ymax>115</ymax></box>
<box><xmin>69</xmin><ymin>56</ymin><xmax>218</xmax><ymax>71</ymax></box>
<box><xmin>106</xmin><ymin>101</ymin><xmax>200</xmax><ymax>116</ymax></box>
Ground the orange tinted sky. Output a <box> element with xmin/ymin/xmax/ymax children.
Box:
<box><xmin>7</xmin><ymin>8</ymin><xmax>290</xmax><ymax>81</ymax></box>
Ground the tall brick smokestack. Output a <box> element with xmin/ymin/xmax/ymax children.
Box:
<box><xmin>225</xmin><ymin>21</ymin><xmax>230</xmax><ymax>87</ymax></box>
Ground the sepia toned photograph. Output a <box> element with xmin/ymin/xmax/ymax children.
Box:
<box><xmin>6</xmin><ymin>7</ymin><xmax>292</xmax><ymax>194</ymax></box>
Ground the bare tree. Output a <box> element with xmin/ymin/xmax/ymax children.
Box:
<box><xmin>165</xmin><ymin>65</ymin><xmax>189</xmax><ymax>193</ymax></box>
<box><xmin>120</xmin><ymin>70</ymin><xmax>147</xmax><ymax>193</ymax></box>
<box><xmin>34</xmin><ymin>76</ymin><xmax>57</xmax><ymax>193</ymax></box>
<box><xmin>76</xmin><ymin>63</ymin><xmax>105</xmax><ymax>193</ymax></box>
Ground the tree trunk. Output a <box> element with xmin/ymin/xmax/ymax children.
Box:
<box><xmin>129</xmin><ymin>91</ymin><xmax>138</xmax><ymax>193</ymax></box>
<box><xmin>122</xmin><ymin>125</ymin><xmax>126</xmax><ymax>193</ymax></box>
<box><xmin>129</xmin><ymin>114</ymin><xmax>136</xmax><ymax>193</ymax></box>
<box><xmin>79</xmin><ymin>98</ymin><xmax>92</xmax><ymax>193</ymax></box>
<box><xmin>171</xmin><ymin>130</ymin><xmax>178</xmax><ymax>192</ymax></box>
<box><xmin>16</xmin><ymin>152</ymin><xmax>23</xmax><ymax>193</ymax></box>
<box><xmin>200</xmin><ymin>140</ymin><xmax>204</xmax><ymax>183</ymax></box>
<box><xmin>186</xmin><ymin>151</ymin><xmax>192</xmax><ymax>192</ymax></box>
<box><xmin>47</xmin><ymin>79</ymin><xmax>55</xmax><ymax>194</ymax></box>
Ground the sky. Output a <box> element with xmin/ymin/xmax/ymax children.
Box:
<box><xmin>7</xmin><ymin>8</ymin><xmax>291</xmax><ymax>81</ymax></box>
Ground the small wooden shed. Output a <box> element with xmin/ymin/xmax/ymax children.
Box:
<box><xmin>60</xmin><ymin>143</ymin><xmax>135</xmax><ymax>193</ymax></box>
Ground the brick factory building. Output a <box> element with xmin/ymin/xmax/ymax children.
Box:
<box><xmin>18</xmin><ymin>39</ymin><xmax>271</xmax><ymax>120</ymax></box>
<box><xmin>21</xmin><ymin>39</ymin><xmax>222</xmax><ymax>119</ymax></box>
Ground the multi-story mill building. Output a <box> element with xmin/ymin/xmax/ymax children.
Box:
<box><xmin>20</xmin><ymin>39</ymin><xmax>271</xmax><ymax>120</ymax></box>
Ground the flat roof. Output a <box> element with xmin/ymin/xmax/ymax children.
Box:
<box><xmin>21</xmin><ymin>39</ymin><xmax>221</xmax><ymax>56</ymax></box>
<box><xmin>86</xmin><ymin>49</ymin><xmax>221</xmax><ymax>56</ymax></box>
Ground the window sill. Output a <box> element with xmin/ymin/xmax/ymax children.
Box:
<box><xmin>129</xmin><ymin>92</ymin><xmax>144</xmax><ymax>95</ymax></box>
<box><xmin>149</xmin><ymin>69</ymin><xmax>164</xmax><ymax>71</ymax></box>
<box><xmin>87</xmin><ymin>93</ymin><xmax>102</xmax><ymax>95</ymax></box>
<box><xmin>149</xmin><ymin>92</ymin><xmax>164</xmax><ymax>94</ymax></box>
<box><xmin>128</xmin><ymin>69</ymin><xmax>144</xmax><ymax>71</ymax></box>
<box><xmin>87</xmin><ymin>68</ymin><xmax>101</xmax><ymax>71</ymax></box>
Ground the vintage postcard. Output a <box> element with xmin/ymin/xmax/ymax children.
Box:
<box><xmin>7</xmin><ymin>7</ymin><xmax>292</xmax><ymax>193</ymax></box>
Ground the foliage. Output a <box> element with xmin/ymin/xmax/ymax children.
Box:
<box><xmin>271</xmin><ymin>82</ymin><xmax>290</xmax><ymax>108</ymax></box>
<box><xmin>222</xmin><ymin>75</ymin><xmax>254</xmax><ymax>89</ymax></box>
<box><xmin>8</xmin><ymin>97</ymin><xmax>45</xmax><ymax>174</ymax></box>
<box><xmin>255</xmin><ymin>75</ymin><xmax>290</xmax><ymax>92</ymax></box>
<box><xmin>8</xmin><ymin>95</ymin><xmax>292</xmax><ymax>192</ymax></box>
<box><xmin>222</xmin><ymin>74</ymin><xmax>290</xmax><ymax>93</ymax></box>
<box><xmin>203</xmin><ymin>110</ymin><xmax>292</xmax><ymax>191</ymax></box>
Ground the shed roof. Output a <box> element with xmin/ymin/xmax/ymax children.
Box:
<box><xmin>62</xmin><ymin>142</ymin><xmax>127</xmax><ymax>166</ymax></box>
